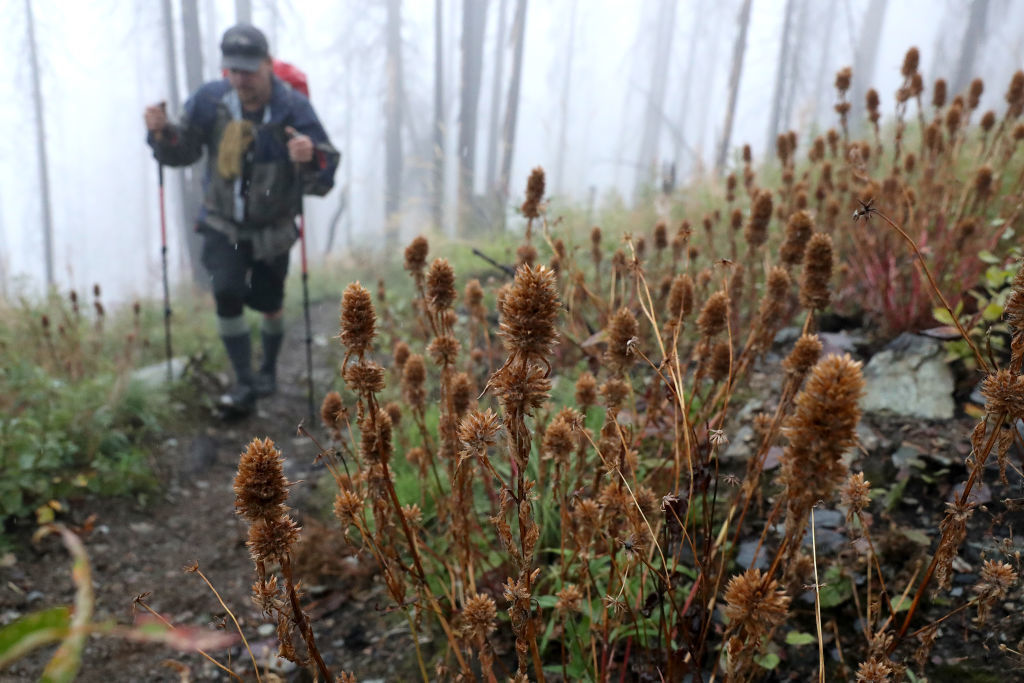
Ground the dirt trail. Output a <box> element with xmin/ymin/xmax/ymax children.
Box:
<box><xmin>1</xmin><ymin>299</ymin><xmax>419</xmax><ymax>682</ymax></box>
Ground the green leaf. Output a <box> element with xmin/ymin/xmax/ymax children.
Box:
<box><xmin>983</xmin><ymin>302</ymin><xmax>1003</xmax><ymax>321</ymax></box>
<box><xmin>0</xmin><ymin>607</ymin><xmax>71</xmax><ymax>669</ymax></box>
<box><xmin>979</xmin><ymin>250</ymin><xmax>1000</xmax><ymax>264</ymax></box>
<box><xmin>932</xmin><ymin>307</ymin><xmax>954</xmax><ymax>325</ymax></box>
<box><xmin>754</xmin><ymin>652</ymin><xmax>780</xmax><ymax>670</ymax></box>
<box><xmin>785</xmin><ymin>631</ymin><xmax>817</xmax><ymax>646</ymax></box>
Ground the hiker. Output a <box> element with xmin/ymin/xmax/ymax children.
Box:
<box><xmin>144</xmin><ymin>23</ymin><xmax>339</xmax><ymax>415</ymax></box>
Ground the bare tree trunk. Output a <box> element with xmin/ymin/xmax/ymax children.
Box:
<box><xmin>25</xmin><ymin>0</ymin><xmax>54</xmax><ymax>288</ymax></box>
<box><xmin>554</xmin><ymin>0</ymin><xmax>578</xmax><ymax>197</ymax></box>
<box><xmin>766</xmin><ymin>0</ymin><xmax>796</xmax><ymax>155</ymax></box>
<box><xmin>951</xmin><ymin>0</ymin><xmax>990</xmax><ymax>95</ymax></box>
<box><xmin>385</xmin><ymin>0</ymin><xmax>404</xmax><ymax>248</ymax></box>
<box><xmin>674</xmin><ymin>0</ymin><xmax>704</xmax><ymax>176</ymax></box>
<box><xmin>484</xmin><ymin>0</ymin><xmax>508</xmax><ymax>194</ymax></box>
<box><xmin>178</xmin><ymin>0</ymin><xmax>207</xmax><ymax>287</ymax></box>
<box><xmin>635</xmin><ymin>0</ymin><xmax>677</xmax><ymax>197</ymax></box>
<box><xmin>497</xmin><ymin>0</ymin><xmax>527</xmax><ymax>230</ymax></box>
<box><xmin>811</xmin><ymin>0</ymin><xmax>837</xmax><ymax>126</ymax></box>
<box><xmin>850</xmin><ymin>0</ymin><xmax>888</xmax><ymax>130</ymax></box>
<box><xmin>235</xmin><ymin>0</ymin><xmax>252</xmax><ymax>23</ymax></box>
<box><xmin>457</xmin><ymin>0</ymin><xmax>488</xmax><ymax>235</ymax></box>
<box><xmin>716</xmin><ymin>0</ymin><xmax>753</xmax><ymax>173</ymax></box>
<box><xmin>782</xmin><ymin>0</ymin><xmax>808</xmax><ymax>131</ymax></box>
<box><xmin>432</xmin><ymin>0</ymin><xmax>445</xmax><ymax>231</ymax></box>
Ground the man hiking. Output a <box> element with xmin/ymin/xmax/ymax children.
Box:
<box><xmin>144</xmin><ymin>23</ymin><xmax>339</xmax><ymax>416</ymax></box>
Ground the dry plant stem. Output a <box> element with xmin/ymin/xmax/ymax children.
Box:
<box><xmin>891</xmin><ymin>411</ymin><xmax>1006</xmax><ymax>649</ymax></box>
<box><xmin>402</xmin><ymin>610</ymin><xmax>430</xmax><ymax>683</ymax></box>
<box><xmin>873</xmin><ymin>209</ymin><xmax>988</xmax><ymax>372</ymax></box>
<box><xmin>810</xmin><ymin>508</ymin><xmax>825</xmax><ymax>683</ymax></box>
<box><xmin>135</xmin><ymin>599</ymin><xmax>243</xmax><ymax>682</ymax></box>
<box><xmin>191</xmin><ymin>568</ymin><xmax>262</xmax><ymax>682</ymax></box>
<box><xmin>280</xmin><ymin>556</ymin><xmax>331</xmax><ymax>681</ymax></box>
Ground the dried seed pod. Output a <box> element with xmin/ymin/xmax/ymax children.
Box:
<box><xmin>497</xmin><ymin>264</ymin><xmax>560</xmax><ymax>362</ymax></box>
<box><xmin>744</xmin><ymin>190</ymin><xmax>773</xmax><ymax>249</ymax></box>
<box><xmin>696</xmin><ymin>291</ymin><xmax>730</xmax><ymax>339</ymax></box>
<box><xmin>426</xmin><ymin>258</ymin><xmax>456</xmax><ymax>313</ymax></box>
<box><xmin>605</xmin><ymin>308</ymin><xmax>639</xmax><ymax>372</ymax></box>
<box><xmin>339</xmin><ymin>282</ymin><xmax>376</xmax><ymax>357</ymax></box>
<box><xmin>521</xmin><ymin>166</ymin><xmax>546</xmax><ymax>219</ymax></box>
<box><xmin>799</xmin><ymin>233</ymin><xmax>834</xmax><ymax>311</ymax></box>
<box><xmin>404</xmin><ymin>235</ymin><xmax>429</xmax><ymax>274</ymax></box>
<box><xmin>234</xmin><ymin>437</ymin><xmax>290</xmax><ymax>522</ymax></box>
<box><xmin>779</xmin><ymin>210</ymin><xmax>814</xmax><ymax>267</ymax></box>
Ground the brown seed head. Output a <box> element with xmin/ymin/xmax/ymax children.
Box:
<box><xmin>247</xmin><ymin>514</ymin><xmax>301</xmax><ymax>563</ymax></box>
<box><xmin>521</xmin><ymin>166</ymin><xmax>546</xmax><ymax>219</ymax></box>
<box><xmin>555</xmin><ymin>584</ymin><xmax>583</xmax><ymax>614</ymax></box>
<box><xmin>783</xmin><ymin>333</ymin><xmax>823</xmax><ymax>381</ymax></box>
<box><xmin>320</xmin><ymin>391</ymin><xmax>346</xmax><ymax>434</ymax></box>
<box><xmin>401</xmin><ymin>354</ymin><xmax>427</xmax><ymax>409</ymax></box>
<box><xmin>835</xmin><ymin>67</ymin><xmax>852</xmax><ymax>93</ymax></box>
<box><xmin>654</xmin><ymin>221</ymin><xmax>668</xmax><ymax>250</ymax></box>
<box><xmin>234</xmin><ymin>437</ymin><xmax>290</xmax><ymax>522</ymax></box>
<box><xmin>463</xmin><ymin>593</ymin><xmax>498</xmax><ymax>639</ymax></box>
<box><xmin>901</xmin><ymin>47</ymin><xmax>919</xmax><ymax>77</ymax></box>
<box><xmin>780</xmin><ymin>210</ymin><xmax>815</xmax><ymax>267</ymax></box>
<box><xmin>866</xmin><ymin>88</ymin><xmax>880</xmax><ymax>114</ymax></box>
<box><xmin>932</xmin><ymin>78</ymin><xmax>947</xmax><ymax>108</ymax></box>
<box><xmin>780</xmin><ymin>354</ymin><xmax>865</xmax><ymax>526</ymax></box>
<box><xmin>498</xmin><ymin>264</ymin><xmax>560</xmax><ymax>361</ymax></box>
<box><xmin>517</xmin><ymin>242</ymin><xmax>538</xmax><ymax>267</ymax></box>
<box><xmin>799</xmin><ymin>233</ymin><xmax>833</xmax><ymax>310</ymax></box>
<box><xmin>981</xmin><ymin>109</ymin><xmax>996</xmax><ymax>132</ymax></box>
<box><xmin>723</xmin><ymin>569</ymin><xmax>790</xmax><ymax>645</ymax></box>
<box><xmin>404</xmin><ymin>235</ymin><xmax>429</xmax><ymax>274</ymax></box>
<box><xmin>696</xmin><ymin>291</ymin><xmax>730</xmax><ymax>339</ymax></box>
<box><xmin>710</xmin><ymin>341</ymin><xmax>732</xmax><ymax>383</ymax></box>
<box><xmin>393</xmin><ymin>340</ymin><xmax>410</xmax><ymax>370</ymax></box>
<box><xmin>333</xmin><ymin>489</ymin><xmax>364</xmax><ymax>526</ymax></box>
<box><xmin>973</xmin><ymin>164</ymin><xmax>994</xmax><ymax>199</ymax></box>
<box><xmin>428</xmin><ymin>334</ymin><xmax>460</xmax><ymax>366</ymax></box>
<box><xmin>744</xmin><ymin>190</ymin><xmax>773</xmax><ymax>249</ymax></box>
<box><xmin>855</xmin><ymin>658</ymin><xmax>894</xmax><ymax>682</ymax></box>
<box><xmin>343</xmin><ymin>360</ymin><xmax>386</xmax><ymax>395</ymax></box>
<box><xmin>590</xmin><ymin>225</ymin><xmax>602</xmax><ymax>246</ymax></box>
<box><xmin>465</xmin><ymin>278</ymin><xmax>485</xmax><ymax>311</ymax></box>
<box><xmin>840</xmin><ymin>471</ymin><xmax>872</xmax><ymax>523</ymax></box>
<box><xmin>1006</xmin><ymin>70</ymin><xmax>1024</xmax><ymax>116</ymax></box>
<box><xmin>426</xmin><ymin>258</ymin><xmax>456</xmax><ymax>313</ymax></box>
<box><xmin>543</xmin><ymin>408</ymin><xmax>579</xmax><ymax>463</ymax></box>
<box><xmin>981</xmin><ymin>369</ymin><xmax>1024</xmax><ymax>420</ymax></box>
<box><xmin>452</xmin><ymin>372</ymin><xmax>475</xmax><ymax>415</ymax></box>
<box><xmin>605</xmin><ymin>307</ymin><xmax>639</xmax><ymax>372</ymax></box>
<box><xmin>575</xmin><ymin>372</ymin><xmax>598</xmax><ymax>408</ymax></box>
<box><xmin>968</xmin><ymin>77</ymin><xmax>984</xmax><ymax>109</ymax></box>
<box><xmin>359</xmin><ymin>409</ymin><xmax>393</xmax><ymax>463</ymax></box>
<box><xmin>600</xmin><ymin>378</ymin><xmax>630</xmax><ymax>411</ymax></box>
<box><xmin>458</xmin><ymin>409</ymin><xmax>502</xmax><ymax>454</ymax></box>
<box><xmin>339</xmin><ymin>282</ymin><xmax>376</xmax><ymax>357</ymax></box>
<box><xmin>668</xmin><ymin>274</ymin><xmax>695</xmax><ymax>321</ymax></box>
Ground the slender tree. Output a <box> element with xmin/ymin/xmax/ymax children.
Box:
<box><xmin>849</xmin><ymin>0</ymin><xmax>888</xmax><ymax>129</ymax></box>
<box><xmin>554</xmin><ymin>0</ymin><xmax>578</xmax><ymax>197</ymax></box>
<box><xmin>432</xmin><ymin>0</ymin><xmax>446</xmax><ymax>231</ymax></box>
<box><xmin>716</xmin><ymin>0</ymin><xmax>753</xmax><ymax>173</ymax></box>
<box><xmin>497</xmin><ymin>0</ymin><xmax>527</xmax><ymax>229</ymax></box>
<box><xmin>674</xmin><ymin>0</ymin><xmax>704</xmax><ymax>177</ymax></box>
<box><xmin>951</xmin><ymin>0</ymin><xmax>990</xmax><ymax>95</ymax></box>
<box><xmin>180</xmin><ymin>0</ymin><xmax>207</xmax><ymax>285</ymax></box>
<box><xmin>781</xmin><ymin>0</ymin><xmax>808</xmax><ymax>131</ymax></box>
<box><xmin>457</xmin><ymin>0</ymin><xmax>488</xmax><ymax>235</ymax></box>
<box><xmin>635</xmin><ymin>0</ymin><xmax>677</xmax><ymax>196</ymax></box>
<box><xmin>766</xmin><ymin>0</ymin><xmax>796</xmax><ymax>155</ymax></box>
<box><xmin>235</xmin><ymin>0</ymin><xmax>252</xmax><ymax>23</ymax></box>
<box><xmin>25</xmin><ymin>0</ymin><xmax>54</xmax><ymax>287</ymax></box>
<box><xmin>484</xmin><ymin>0</ymin><xmax>508</xmax><ymax>194</ymax></box>
<box><xmin>385</xmin><ymin>0</ymin><xmax>404</xmax><ymax>248</ymax></box>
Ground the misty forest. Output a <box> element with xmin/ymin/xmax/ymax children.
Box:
<box><xmin>3</xmin><ymin>0</ymin><xmax>1024</xmax><ymax>680</ymax></box>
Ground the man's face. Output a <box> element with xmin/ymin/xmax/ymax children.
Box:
<box><xmin>227</xmin><ymin>59</ymin><xmax>273</xmax><ymax>110</ymax></box>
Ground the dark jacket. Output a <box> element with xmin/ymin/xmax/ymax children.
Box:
<box><xmin>148</xmin><ymin>75</ymin><xmax>339</xmax><ymax>260</ymax></box>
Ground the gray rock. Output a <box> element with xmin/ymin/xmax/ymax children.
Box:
<box><xmin>130</xmin><ymin>356</ymin><xmax>188</xmax><ymax>389</ymax></box>
<box><xmin>736</xmin><ymin>540</ymin><xmax>770</xmax><ymax>570</ymax></box>
<box><xmin>723</xmin><ymin>425</ymin><xmax>753</xmax><ymax>459</ymax></box>
<box><xmin>861</xmin><ymin>334</ymin><xmax>955</xmax><ymax>419</ymax></box>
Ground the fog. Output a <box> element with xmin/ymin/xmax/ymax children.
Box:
<box><xmin>3</xmin><ymin>0</ymin><xmax>1023</xmax><ymax>305</ymax></box>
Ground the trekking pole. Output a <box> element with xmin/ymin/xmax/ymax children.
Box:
<box><xmin>157</xmin><ymin>161</ymin><xmax>173</xmax><ymax>382</ymax></box>
<box><xmin>297</xmin><ymin>204</ymin><xmax>315</xmax><ymax>424</ymax></box>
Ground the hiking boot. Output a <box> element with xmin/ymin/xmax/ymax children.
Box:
<box><xmin>253</xmin><ymin>370</ymin><xmax>277</xmax><ymax>398</ymax></box>
<box><xmin>218</xmin><ymin>383</ymin><xmax>256</xmax><ymax>417</ymax></box>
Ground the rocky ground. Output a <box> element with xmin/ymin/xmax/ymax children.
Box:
<box><xmin>1</xmin><ymin>303</ymin><xmax>1022</xmax><ymax>682</ymax></box>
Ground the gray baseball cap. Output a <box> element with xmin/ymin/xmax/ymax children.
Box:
<box><xmin>220</xmin><ymin>24</ymin><xmax>269</xmax><ymax>72</ymax></box>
